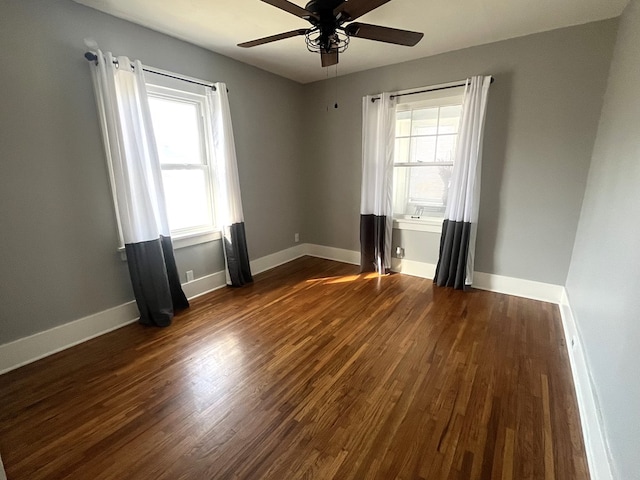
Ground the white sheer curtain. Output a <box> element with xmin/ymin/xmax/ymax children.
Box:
<box><xmin>90</xmin><ymin>50</ymin><xmax>169</xmax><ymax>245</ymax></box>
<box><xmin>435</xmin><ymin>75</ymin><xmax>492</xmax><ymax>289</ymax></box>
<box><xmin>360</xmin><ymin>92</ymin><xmax>396</xmax><ymax>273</ymax></box>
<box><xmin>90</xmin><ymin>50</ymin><xmax>188</xmax><ymax>326</ymax></box>
<box><xmin>207</xmin><ymin>84</ymin><xmax>244</xmax><ymax>227</ymax></box>
<box><xmin>206</xmin><ymin>83</ymin><xmax>253</xmax><ymax>286</ymax></box>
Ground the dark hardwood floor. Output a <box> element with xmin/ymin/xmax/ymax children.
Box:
<box><xmin>0</xmin><ymin>256</ymin><xmax>588</xmax><ymax>479</ymax></box>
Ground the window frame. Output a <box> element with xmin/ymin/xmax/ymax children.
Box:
<box><xmin>392</xmin><ymin>86</ymin><xmax>465</xmax><ymax>233</ymax></box>
<box><xmin>144</xmin><ymin>82</ymin><xmax>221</xmax><ymax>247</ymax></box>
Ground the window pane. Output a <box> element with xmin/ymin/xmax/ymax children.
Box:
<box><xmin>393</xmin><ymin>166</ymin><xmax>452</xmax><ymax>216</ymax></box>
<box><xmin>149</xmin><ymin>97</ymin><xmax>203</xmax><ymax>165</ymax></box>
<box><xmin>396</xmin><ymin>110</ymin><xmax>411</xmax><ymax>137</ymax></box>
<box><xmin>438</xmin><ymin>105</ymin><xmax>462</xmax><ymax>134</ymax></box>
<box><xmin>394</xmin><ymin>137</ymin><xmax>411</xmax><ymax>163</ymax></box>
<box><xmin>435</xmin><ymin>134</ymin><xmax>457</xmax><ymax>163</ymax></box>
<box><xmin>411</xmin><ymin>108</ymin><xmax>438</xmax><ymax>135</ymax></box>
<box><xmin>411</xmin><ymin>136</ymin><xmax>436</xmax><ymax>163</ymax></box>
<box><xmin>161</xmin><ymin>169</ymin><xmax>211</xmax><ymax>231</ymax></box>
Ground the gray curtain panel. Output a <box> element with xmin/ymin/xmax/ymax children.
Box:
<box><xmin>434</xmin><ymin>220</ymin><xmax>471</xmax><ymax>290</ymax></box>
<box><xmin>125</xmin><ymin>236</ymin><xmax>189</xmax><ymax>327</ymax></box>
<box><xmin>223</xmin><ymin>223</ymin><xmax>253</xmax><ymax>287</ymax></box>
<box><xmin>360</xmin><ymin>214</ymin><xmax>387</xmax><ymax>273</ymax></box>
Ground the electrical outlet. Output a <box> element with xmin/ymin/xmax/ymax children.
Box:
<box><xmin>186</xmin><ymin>270</ymin><xmax>194</xmax><ymax>282</ymax></box>
<box><xmin>395</xmin><ymin>246</ymin><xmax>405</xmax><ymax>258</ymax></box>
<box><xmin>294</xmin><ymin>233</ymin><xmax>299</xmax><ymax>243</ymax></box>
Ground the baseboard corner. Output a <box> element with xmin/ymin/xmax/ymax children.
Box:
<box><xmin>304</xmin><ymin>243</ymin><xmax>360</xmax><ymax>265</ymax></box>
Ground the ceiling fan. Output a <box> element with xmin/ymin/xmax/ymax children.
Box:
<box><xmin>238</xmin><ymin>0</ymin><xmax>424</xmax><ymax>67</ymax></box>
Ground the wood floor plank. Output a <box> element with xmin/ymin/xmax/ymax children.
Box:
<box><xmin>0</xmin><ymin>256</ymin><xmax>589</xmax><ymax>479</ymax></box>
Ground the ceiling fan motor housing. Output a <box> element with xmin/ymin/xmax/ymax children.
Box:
<box><xmin>305</xmin><ymin>0</ymin><xmax>345</xmax><ymax>17</ymax></box>
<box><xmin>305</xmin><ymin>0</ymin><xmax>346</xmax><ymax>52</ymax></box>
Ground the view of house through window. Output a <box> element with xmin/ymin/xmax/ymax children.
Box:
<box><xmin>393</xmin><ymin>87</ymin><xmax>464</xmax><ymax>221</ymax></box>
<box><xmin>147</xmin><ymin>85</ymin><xmax>216</xmax><ymax>237</ymax></box>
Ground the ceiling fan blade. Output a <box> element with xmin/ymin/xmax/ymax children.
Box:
<box><xmin>345</xmin><ymin>22</ymin><xmax>423</xmax><ymax>46</ymax></box>
<box><xmin>238</xmin><ymin>29</ymin><xmax>309</xmax><ymax>48</ymax></box>
<box><xmin>261</xmin><ymin>0</ymin><xmax>318</xmax><ymax>20</ymax></box>
<box><xmin>321</xmin><ymin>49</ymin><xmax>339</xmax><ymax>67</ymax></box>
<box><xmin>334</xmin><ymin>0</ymin><xmax>391</xmax><ymax>21</ymax></box>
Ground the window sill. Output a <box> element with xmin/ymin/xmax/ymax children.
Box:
<box><xmin>117</xmin><ymin>230</ymin><xmax>222</xmax><ymax>260</ymax></box>
<box><xmin>393</xmin><ymin>217</ymin><xmax>443</xmax><ymax>234</ymax></box>
<box><xmin>172</xmin><ymin>230</ymin><xmax>222</xmax><ymax>249</ymax></box>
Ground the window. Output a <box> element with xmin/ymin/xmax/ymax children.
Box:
<box><xmin>393</xmin><ymin>87</ymin><xmax>464</xmax><ymax>231</ymax></box>
<box><xmin>146</xmin><ymin>83</ymin><xmax>218</xmax><ymax>242</ymax></box>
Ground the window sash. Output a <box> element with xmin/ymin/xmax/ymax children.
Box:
<box><xmin>147</xmin><ymin>85</ymin><xmax>218</xmax><ymax>237</ymax></box>
<box><xmin>160</xmin><ymin>165</ymin><xmax>216</xmax><ymax>235</ymax></box>
<box><xmin>393</xmin><ymin>165</ymin><xmax>453</xmax><ymax>217</ymax></box>
<box><xmin>393</xmin><ymin>96</ymin><xmax>462</xmax><ymax>221</ymax></box>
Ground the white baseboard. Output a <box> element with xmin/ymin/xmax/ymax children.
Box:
<box><xmin>0</xmin><ymin>246</ymin><xmax>304</xmax><ymax>375</ymax></box>
<box><xmin>0</xmin><ymin>244</ymin><xmax>564</xmax><ymax>374</ymax></box>
<box><xmin>473</xmin><ymin>271</ymin><xmax>564</xmax><ymax>304</ymax></box>
<box><xmin>304</xmin><ymin>243</ymin><xmax>360</xmax><ymax>265</ymax></box>
<box><xmin>559</xmin><ymin>289</ymin><xmax>613</xmax><ymax>480</ymax></box>
<box><xmin>388</xmin><ymin>254</ymin><xmax>563</xmax><ymax>304</ymax></box>
<box><xmin>0</xmin><ymin>301</ymin><xmax>139</xmax><ymax>375</ymax></box>
<box><xmin>250</xmin><ymin>244</ymin><xmax>307</xmax><ymax>275</ymax></box>
<box><xmin>181</xmin><ymin>270</ymin><xmax>227</xmax><ymax>299</ymax></box>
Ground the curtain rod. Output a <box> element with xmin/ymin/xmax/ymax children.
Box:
<box><xmin>84</xmin><ymin>52</ymin><xmax>218</xmax><ymax>91</ymax></box>
<box><xmin>371</xmin><ymin>77</ymin><xmax>494</xmax><ymax>102</ymax></box>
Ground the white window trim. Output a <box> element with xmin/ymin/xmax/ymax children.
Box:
<box><xmin>117</xmin><ymin>229</ymin><xmax>221</xmax><ymax>256</ymax></box>
<box><xmin>142</xmin><ymin>81</ymin><xmax>221</xmax><ymax>249</ymax></box>
<box><xmin>392</xmin><ymin>85</ymin><xmax>465</xmax><ymax>234</ymax></box>
<box><xmin>118</xmin><ymin>230</ymin><xmax>222</xmax><ymax>262</ymax></box>
<box><xmin>393</xmin><ymin>216</ymin><xmax>443</xmax><ymax>233</ymax></box>
<box><xmin>172</xmin><ymin>229</ymin><xmax>221</xmax><ymax>248</ymax></box>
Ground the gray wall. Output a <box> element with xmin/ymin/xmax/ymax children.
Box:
<box><xmin>0</xmin><ymin>1</ymin><xmax>636</xmax><ymax>474</ymax></box>
<box><xmin>301</xmin><ymin>20</ymin><xmax>618</xmax><ymax>285</ymax></box>
<box><xmin>0</xmin><ymin>0</ymin><xmax>305</xmax><ymax>343</ymax></box>
<box><xmin>566</xmin><ymin>0</ymin><xmax>640</xmax><ymax>478</ymax></box>
<box><xmin>392</xmin><ymin>229</ymin><xmax>441</xmax><ymax>265</ymax></box>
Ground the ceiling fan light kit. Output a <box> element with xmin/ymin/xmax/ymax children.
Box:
<box><xmin>238</xmin><ymin>0</ymin><xmax>424</xmax><ymax>67</ymax></box>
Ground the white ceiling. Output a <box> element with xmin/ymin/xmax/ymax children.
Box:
<box><xmin>73</xmin><ymin>0</ymin><xmax>627</xmax><ymax>84</ymax></box>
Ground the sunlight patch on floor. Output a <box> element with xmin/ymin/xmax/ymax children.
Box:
<box><xmin>304</xmin><ymin>272</ymin><xmax>388</xmax><ymax>285</ymax></box>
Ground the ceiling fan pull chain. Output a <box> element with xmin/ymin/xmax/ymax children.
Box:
<box><xmin>326</xmin><ymin>63</ymin><xmax>330</xmax><ymax>112</ymax></box>
<box><xmin>334</xmin><ymin>63</ymin><xmax>339</xmax><ymax>109</ymax></box>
